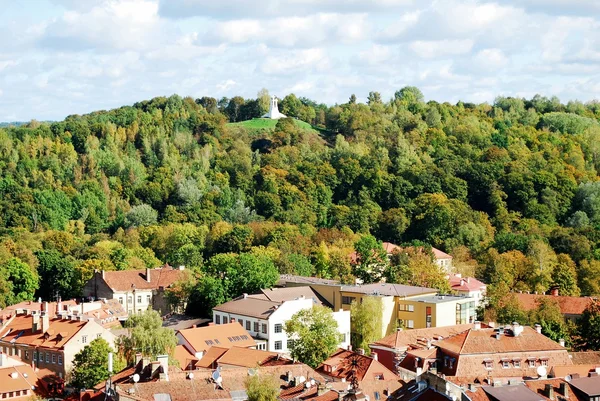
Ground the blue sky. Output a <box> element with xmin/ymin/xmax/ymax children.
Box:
<box><xmin>1</xmin><ymin>0</ymin><xmax>599</xmax><ymax>121</ymax></box>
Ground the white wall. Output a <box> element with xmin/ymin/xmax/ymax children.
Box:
<box><xmin>332</xmin><ymin>309</ymin><xmax>351</xmax><ymax>349</ymax></box>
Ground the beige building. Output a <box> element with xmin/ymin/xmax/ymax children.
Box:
<box><xmin>82</xmin><ymin>265</ymin><xmax>186</xmax><ymax>315</ymax></box>
<box><xmin>0</xmin><ymin>307</ymin><xmax>116</xmax><ymax>378</ymax></box>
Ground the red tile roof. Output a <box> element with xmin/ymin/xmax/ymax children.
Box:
<box><xmin>173</xmin><ymin>344</ymin><xmax>198</xmax><ymax>370</ymax></box>
<box><xmin>447</xmin><ymin>274</ymin><xmax>486</xmax><ymax>292</ymax></box>
<box><xmin>549</xmin><ymin>364</ymin><xmax>600</xmax><ymax>378</ymax></box>
<box><xmin>370</xmin><ymin>324</ymin><xmax>480</xmax><ymax>351</ymax></box>
<box><xmin>216</xmin><ymin>347</ymin><xmax>281</xmax><ymax>368</ymax></box>
<box><xmin>102</xmin><ymin>265</ymin><xmax>185</xmax><ymax>291</ymax></box>
<box><xmin>570</xmin><ymin>352</ymin><xmax>600</xmax><ymax>365</ymax></box>
<box><xmin>434</xmin><ymin>326</ymin><xmax>565</xmax><ymax>355</ymax></box>
<box><xmin>524</xmin><ymin>378</ymin><xmax>587</xmax><ymax>401</ymax></box>
<box><xmin>279</xmin><ymin>384</ymin><xmax>339</xmax><ymax>401</ymax></box>
<box><xmin>316</xmin><ymin>349</ymin><xmax>400</xmax><ymax>383</ymax></box>
<box><xmin>0</xmin><ymin>314</ymin><xmax>88</xmax><ymax>350</ymax></box>
<box><xmin>177</xmin><ymin>323</ymin><xmax>255</xmax><ymax>354</ymax></box>
<box><xmin>513</xmin><ymin>293</ymin><xmax>593</xmax><ymax>315</ymax></box>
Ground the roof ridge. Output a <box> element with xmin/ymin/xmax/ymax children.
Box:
<box><xmin>458</xmin><ymin>328</ymin><xmax>471</xmax><ymax>354</ymax></box>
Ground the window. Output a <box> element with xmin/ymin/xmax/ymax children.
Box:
<box><xmin>426</xmin><ymin>307</ymin><xmax>432</xmax><ymax>329</ymax></box>
<box><xmin>137</xmin><ymin>296</ymin><xmax>142</xmax><ymax>303</ymax></box>
<box><xmin>274</xmin><ymin>324</ymin><xmax>282</xmax><ymax>333</ymax></box>
<box><xmin>275</xmin><ymin>341</ymin><xmax>282</xmax><ymax>350</ymax></box>
<box><xmin>374</xmin><ymin>374</ymin><xmax>384</xmax><ymax>380</ymax></box>
<box><xmin>287</xmin><ymin>339</ymin><xmax>294</xmax><ymax>349</ymax></box>
<box><xmin>118</xmin><ymin>297</ymin><xmax>123</xmax><ymax>304</ymax></box>
<box><xmin>216</xmin><ymin>315</ymin><xmax>221</xmax><ymax>324</ymax></box>
<box><xmin>128</xmin><ymin>296</ymin><xmax>132</xmax><ymax>304</ymax></box>
<box><xmin>45</xmin><ymin>353</ymin><xmax>49</xmax><ymax>363</ymax></box>
<box><xmin>484</xmin><ymin>360</ymin><xmax>493</xmax><ymax>370</ymax></box>
<box><xmin>406</xmin><ymin>320</ymin><xmax>414</xmax><ymax>329</ymax></box>
<box><xmin>262</xmin><ymin>323</ymin><xmax>267</xmax><ymax>334</ymax></box>
<box><xmin>254</xmin><ymin>322</ymin><xmax>259</xmax><ymax>332</ymax></box>
<box><xmin>541</xmin><ymin>359</ymin><xmax>548</xmax><ymax>367</ymax></box>
<box><xmin>24</xmin><ymin>351</ymin><xmax>29</xmax><ymax>360</ymax></box>
<box><xmin>502</xmin><ymin>360</ymin><xmax>509</xmax><ymax>369</ymax></box>
<box><xmin>528</xmin><ymin>359</ymin><xmax>536</xmax><ymax>368</ymax></box>
<box><xmin>58</xmin><ymin>355</ymin><xmax>63</xmax><ymax>365</ymax></box>
<box><xmin>238</xmin><ymin>319</ymin><xmax>243</xmax><ymax>327</ymax></box>
<box><xmin>342</xmin><ymin>296</ymin><xmax>355</xmax><ymax>305</ymax></box>
<box><xmin>223</xmin><ymin>317</ymin><xmax>228</xmax><ymax>324</ymax></box>
<box><xmin>82</xmin><ymin>335</ymin><xmax>88</xmax><ymax>344</ymax></box>
<box><xmin>97</xmin><ymin>333</ymin><xmax>102</xmax><ymax>339</ymax></box>
<box><xmin>246</xmin><ymin>321</ymin><xmax>251</xmax><ymax>331</ymax></box>
<box><xmin>513</xmin><ymin>360</ymin><xmax>521</xmax><ymax>368</ymax></box>
<box><xmin>407</xmin><ymin>304</ymin><xmax>414</xmax><ymax>312</ymax></box>
<box><xmin>33</xmin><ymin>351</ymin><xmax>37</xmax><ymax>362</ymax></box>
<box><xmin>52</xmin><ymin>354</ymin><xmax>56</xmax><ymax>364</ymax></box>
<box><xmin>146</xmin><ymin>295</ymin><xmax>151</xmax><ymax>303</ymax></box>
<box><xmin>398</xmin><ymin>304</ymin><xmax>406</xmax><ymax>311</ymax></box>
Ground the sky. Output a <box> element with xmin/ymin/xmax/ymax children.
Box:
<box><xmin>1</xmin><ymin>0</ymin><xmax>600</xmax><ymax>121</ymax></box>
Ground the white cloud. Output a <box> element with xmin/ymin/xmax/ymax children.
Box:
<box><xmin>260</xmin><ymin>48</ymin><xmax>329</xmax><ymax>75</ymax></box>
<box><xmin>472</xmin><ymin>48</ymin><xmax>509</xmax><ymax>69</ymax></box>
<box><xmin>409</xmin><ymin>39</ymin><xmax>474</xmax><ymax>59</ymax></box>
<box><xmin>217</xmin><ymin>79</ymin><xmax>237</xmax><ymax>91</ymax></box>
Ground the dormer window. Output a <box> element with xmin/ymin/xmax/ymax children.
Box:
<box><xmin>483</xmin><ymin>359</ymin><xmax>493</xmax><ymax>370</ymax></box>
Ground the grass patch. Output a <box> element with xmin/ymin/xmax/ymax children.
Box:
<box><xmin>227</xmin><ymin>118</ymin><xmax>316</xmax><ymax>132</ymax></box>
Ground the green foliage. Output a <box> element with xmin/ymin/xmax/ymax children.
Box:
<box><xmin>353</xmin><ymin>235</ymin><xmax>387</xmax><ymax>284</ymax></box>
<box><xmin>350</xmin><ymin>297</ymin><xmax>383</xmax><ymax>353</ymax></box>
<box><xmin>285</xmin><ymin>305</ymin><xmax>341</xmax><ymax>368</ymax></box>
<box><xmin>126</xmin><ymin>204</ymin><xmax>158</xmax><ymax>228</ymax></box>
<box><xmin>0</xmin><ymin>258</ymin><xmax>38</xmax><ymax>305</ymax></box>
<box><xmin>70</xmin><ymin>338</ymin><xmax>124</xmax><ymax>390</ymax></box>
<box><xmin>35</xmin><ymin>249</ymin><xmax>76</xmax><ymax>300</ymax></box>
<box><xmin>186</xmin><ymin>275</ymin><xmax>227</xmax><ymax>316</ymax></box>
<box><xmin>578</xmin><ymin>300</ymin><xmax>600</xmax><ymax>350</ymax></box>
<box><xmin>245</xmin><ymin>372</ymin><xmax>279</xmax><ymax>401</ymax></box>
<box><xmin>120</xmin><ymin>309</ymin><xmax>178</xmax><ymax>362</ymax></box>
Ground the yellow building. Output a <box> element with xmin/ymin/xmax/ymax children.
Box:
<box><xmin>279</xmin><ymin>276</ymin><xmax>477</xmax><ymax>336</ymax></box>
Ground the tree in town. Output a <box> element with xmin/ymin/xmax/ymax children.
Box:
<box><xmin>186</xmin><ymin>275</ymin><xmax>227</xmax><ymax>317</ymax></box>
<box><xmin>119</xmin><ymin>309</ymin><xmax>178</xmax><ymax>363</ymax></box>
<box><xmin>285</xmin><ymin>305</ymin><xmax>341</xmax><ymax>368</ymax></box>
<box><xmin>353</xmin><ymin>235</ymin><xmax>387</xmax><ymax>284</ymax></box>
<box><xmin>0</xmin><ymin>257</ymin><xmax>38</xmax><ymax>304</ymax></box>
<box><xmin>35</xmin><ymin>249</ymin><xmax>77</xmax><ymax>300</ymax></box>
<box><xmin>578</xmin><ymin>299</ymin><xmax>600</xmax><ymax>350</ymax></box>
<box><xmin>245</xmin><ymin>371</ymin><xmax>279</xmax><ymax>401</ymax></box>
<box><xmin>70</xmin><ymin>338</ymin><xmax>125</xmax><ymax>390</ymax></box>
<box><xmin>350</xmin><ymin>297</ymin><xmax>383</xmax><ymax>353</ymax></box>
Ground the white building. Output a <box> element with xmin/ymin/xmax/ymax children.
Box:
<box><xmin>212</xmin><ymin>288</ymin><xmax>350</xmax><ymax>354</ymax></box>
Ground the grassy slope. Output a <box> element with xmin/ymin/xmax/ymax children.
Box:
<box><xmin>227</xmin><ymin>118</ymin><xmax>316</xmax><ymax>132</ymax></box>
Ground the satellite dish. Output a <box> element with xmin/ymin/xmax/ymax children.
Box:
<box><xmin>537</xmin><ymin>366</ymin><xmax>547</xmax><ymax>377</ymax></box>
<box><xmin>133</xmin><ymin>374</ymin><xmax>140</xmax><ymax>383</ymax></box>
<box><xmin>11</xmin><ymin>372</ymin><xmax>18</xmax><ymax>379</ymax></box>
<box><xmin>212</xmin><ymin>368</ymin><xmax>222</xmax><ymax>382</ymax></box>
<box><xmin>216</xmin><ymin>377</ymin><xmax>223</xmax><ymax>385</ymax></box>
<box><xmin>188</xmin><ymin>373</ymin><xmax>194</xmax><ymax>380</ymax></box>
<box><xmin>565</xmin><ymin>375</ymin><xmax>572</xmax><ymax>382</ymax></box>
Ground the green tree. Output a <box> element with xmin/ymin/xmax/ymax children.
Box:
<box><xmin>350</xmin><ymin>297</ymin><xmax>383</xmax><ymax>353</ymax></box>
<box><xmin>186</xmin><ymin>275</ymin><xmax>227</xmax><ymax>317</ymax></box>
<box><xmin>120</xmin><ymin>310</ymin><xmax>178</xmax><ymax>362</ymax></box>
<box><xmin>35</xmin><ymin>249</ymin><xmax>76</xmax><ymax>300</ymax></box>
<box><xmin>530</xmin><ymin>298</ymin><xmax>572</xmax><ymax>345</ymax></box>
<box><xmin>0</xmin><ymin>258</ymin><xmax>38</xmax><ymax>304</ymax></box>
<box><xmin>552</xmin><ymin>254</ymin><xmax>580</xmax><ymax>296</ymax></box>
<box><xmin>70</xmin><ymin>338</ymin><xmax>124</xmax><ymax>390</ymax></box>
<box><xmin>285</xmin><ymin>305</ymin><xmax>341</xmax><ymax>368</ymax></box>
<box><xmin>126</xmin><ymin>204</ymin><xmax>158</xmax><ymax>228</ymax></box>
<box><xmin>245</xmin><ymin>371</ymin><xmax>279</xmax><ymax>401</ymax></box>
<box><xmin>578</xmin><ymin>300</ymin><xmax>600</xmax><ymax>350</ymax></box>
<box><xmin>353</xmin><ymin>235</ymin><xmax>387</xmax><ymax>284</ymax></box>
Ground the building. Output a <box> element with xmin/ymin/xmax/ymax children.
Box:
<box><xmin>2</xmin><ymin>298</ymin><xmax>127</xmax><ymax>328</ymax></box>
<box><xmin>196</xmin><ymin>346</ymin><xmax>297</xmax><ymax>370</ymax></box>
<box><xmin>447</xmin><ymin>273</ymin><xmax>487</xmax><ymax>305</ymax></box>
<box><xmin>349</xmin><ymin>242</ymin><xmax>454</xmax><ymax>272</ymax></box>
<box><xmin>262</xmin><ymin>95</ymin><xmax>286</xmax><ymax>119</ymax></box>
<box><xmin>176</xmin><ymin>322</ymin><xmax>256</xmax><ymax>359</ymax></box>
<box><xmin>435</xmin><ymin>323</ymin><xmax>571</xmax><ymax>379</ymax></box>
<box><xmin>0</xmin><ymin>308</ymin><xmax>116</xmax><ymax>378</ymax></box>
<box><xmin>212</xmin><ymin>293</ymin><xmax>351</xmax><ymax>353</ymax></box>
<box><xmin>0</xmin><ymin>353</ymin><xmax>46</xmax><ymax>401</ymax></box>
<box><xmin>512</xmin><ymin>290</ymin><xmax>594</xmax><ymax>323</ymax></box>
<box><xmin>369</xmin><ymin>323</ymin><xmax>481</xmax><ymax>375</ymax></box>
<box><xmin>568</xmin><ymin>374</ymin><xmax>600</xmax><ymax>400</ymax></box>
<box><xmin>82</xmin><ymin>265</ymin><xmax>186</xmax><ymax>315</ymax></box>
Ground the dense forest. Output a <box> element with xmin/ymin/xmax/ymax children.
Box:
<box><xmin>1</xmin><ymin>88</ymin><xmax>600</xmax><ymax>327</ymax></box>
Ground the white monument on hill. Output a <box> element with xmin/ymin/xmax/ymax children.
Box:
<box><xmin>262</xmin><ymin>95</ymin><xmax>286</xmax><ymax>119</ymax></box>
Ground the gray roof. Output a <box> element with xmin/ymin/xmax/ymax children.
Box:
<box><xmin>259</xmin><ymin>287</ymin><xmax>332</xmax><ymax>308</ymax></box>
<box><xmin>403</xmin><ymin>294</ymin><xmax>475</xmax><ymax>304</ymax></box>
<box><xmin>213</xmin><ymin>296</ymin><xmax>282</xmax><ymax>319</ymax></box>
<box><xmin>278</xmin><ymin>274</ymin><xmax>341</xmax><ymax>286</ymax></box>
<box><xmin>483</xmin><ymin>384</ymin><xmax>544</xmax><ymax>401</ymax></box>
<box><xmin>569</xmin><ymin>376</ymin><xmax>600</xmax><ymax>396</ymax></box>
<box><xmin>340</xmin><ymin>283</ymin><xmax>437</xmax><ymax>297</ymax></box>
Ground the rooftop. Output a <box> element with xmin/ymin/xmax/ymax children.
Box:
<box><xmin>482</xmin><ymin>384</ymin><xmax>545</xmax><ymax>401</ymax></box>
<box><xmin>404</xmin><ymin>294</ymin><xmax>475</xmax><ymax>304</ymax></box>
<box><xmin>278</xmin><ymin>275</ymin><xmax>341</xmax><ymax>286</ymax></box>
<box><xmin>316</xmin><ymin>349</ymin><xmax>399</xmax><ymax>383</ymax></box>
<box><xmin>569</xmin><ymin>375</ymin><xmax>600</xmax><ymax>396</ymax></box>
<box><xmin>0</xmin><ymin>314</ymin><xmax>88</xmax><ymax>349</ymax></box>
<box><xmin>434</xmin><ymin>326</ymin><xmax>566</xmax><ymax>355</ymax></box>
<box><xmin>570</xmin><ymin>351</ymin><xmax>600</xmax><ymax>365</ymax></box>
<box><xmin>101</xmin><ymin>265</ymin><xmax>185</xmax><ymax>291</ymax></box>
<box><xmin>371</xmin><ymin>323</ymin><xmax>481</xmax><ymax>351</ymax></box>
<box><xmin>212</xmin><ymin>296</ymin><xmax>287</xmax><ymax>319</ymax></box>
<box><xmin>177</xmin><ymin>322</ymin><xmax>255</xmax><ymax>354</ymax></box>
<box><xmin>0</xmin><ymin>355</ymin><xmax>42</xmax><ymax>396</ymax></box>
<box><xmin>340</xmin><ymin>283</ymin><xmax>436</xmax><ymax>298</ymax></box>
<box><xmin>513</xmin><ymin>293</ymin><xmax>593</xmax><ymax>315</ymax></box>
<box><xmin>254</xmin><ymin>287</ymin><xmax>331</xmax><ymax>308</ymax></box>
<box><xmin>447</xmin><ymin>274</ymin><xmax>487</xmax><ymax>292</ymax></box>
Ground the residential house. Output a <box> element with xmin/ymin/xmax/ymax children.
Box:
<box><xmin>435</xmin><ymin>323</ymin><xmax>571</xmax><ymax>379</ymax></box>
<box><xmin>0</xmin><ymin>308</ymin><xmax>116</xmax><ymax>378</ymax></box>
<box><xmin>512</xmin><ymin>289</ymin><xmax>594</xmax><ymax>323</ymax></box>
<box><xmin>349</xmin><ymin>242</ymin><xmax>454</xmax><ymax>272</ymax></box>
<box><xmin>0</xmin><ymin>353</ymin><xmax>46</xmax><ymax>401</ymax></box>
<box><xmin>82</xmin><ymin>265</ymin><xmax>186</xmax><ymax>315</ymax></box>
<box><xmin>212</xmin><ymin>293</ymin><xmax>351</xmax><ymax>354</ymax></box>
<box><xmin>176</xmin><ymin>322</ymin><xmax>256</xmax><ymax>359</ymax></box>
<box><xmin>463</xmin><ymin>377</ymin><xmax>588</xmax><ymax>401</ymax></box>
<box><xmin>369</xmin><ymin>323</ymin><xmax>482</xmax><ymax>375</ymax></box>
<box><xmin>195</xmin><ymin>346</ymin><xmax>296</xmax><ymax>369</ymax></box>
<box><xmin>447</xmin><ymin>273</ymin><xmax>487</xmax><ymax>305</ymax></box>
<box><xmin>568</xmin><ymin>374</ymin><xmax>600</xmax><ymax>401</ymax></box>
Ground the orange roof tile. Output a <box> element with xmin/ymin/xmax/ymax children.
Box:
<box><xmin>0</xmin><ymin>315</ymin><xmax>87</xmax><ymax>350</ymax></box>
<box><xmin>174</xmin><ymin>344</ymin><xmax>198</xmax><ymax>370</ymax></box>
<box><xmin>316</xmin><ymin>349</ymin><xmax>400</xmax><ymax>383</ymax></box>
<box><xmin>216</xmin><ymin>347</ymin><xmax>279</xmax><ymax>368</ymax></box>
<box><xmin>513</xmin><ymin>293</ymin><xmax>593</xmax><ymax>315</ymax></box>
<box><xmin>549</xmin><ymin>364</ymin><xmax>600</xmax><ymax>379</ymax></box>
<box><xmin>0</xmin><ymin>364</ymin><xmax>41</xmax><ymax>394</ymax></box>
<box><xmin>570</xmin><ymin>352</ymin><xmax>600</xmax><ymax>365</ymax></box>
<box><xmin>434</xmin><ymin>326</ymin><xmax>565</xmax><ymax>355</ymax></box>
<box><xmin>102</xmin><ymin>265</ymin><xmax>184</xmax><ymax>291</ymax></box>
<box><xmin>447</xmin><ymin>274</ymin><xmax>486</xmax><ymax>292</ymax></box>
<box><xmin>371</xmin><ymin>324</ymin><xmax>480</xmax><ymax>351</ymax></box>
<box><xmin>177</xmin><ymin>323</ymin><xmax>255</xmax><ymax>354</ymax></box>
<box><xmin>196</xmin><ymin>347</ymin><xmax>229</xmax><ymax>369</ymax></box>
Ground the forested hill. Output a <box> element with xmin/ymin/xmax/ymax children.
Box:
<box><xmin>1</xmin><ymin>88</ymin><xmax>600</xmax><ymax>310</ymax></box>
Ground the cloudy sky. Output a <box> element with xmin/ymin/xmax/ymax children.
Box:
<box><xmin>1</xmin><ymin>0</ymin><xmax>600</xmax><ymax>121</ymax></box>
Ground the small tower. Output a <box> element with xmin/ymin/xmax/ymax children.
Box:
<box><xmin>262</xmin><ymin>95</ymin><xmax>287</xmax><ymax>119</ymax></box>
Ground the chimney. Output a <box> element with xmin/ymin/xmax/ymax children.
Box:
<box><xmin>135</xmin><ymin>353</ymin><xmax>143</xmax><ymax>366</ymax></box>
<box><xmin>0</xmin><ymin>352</ymin><xmax>7</xmax><ymax>367</ymax></box>
<box><xmin>32</xmin><ymin>313</ymin><xmax>40</xmax><ymax>333</ymax></box>
<box><xmin>42</xmin><ymin>302</ymin><xmax>49</xmax><ymax>313</ymax></box>
<box><xmin>178</xmin><ymin>265</ymin><xmax>185</xmax><ymax>270</ymax></box>
<box><xmin>535</xmin><ymin>324</ymin><xmax>542</xmax><ymax>334</ymax></box>
<box><xmin>545</xmin><ymin>383</ymin><xmax>555</xmax><ymax>400</ymax></box>
<box><xmin>474</xmin><ymin>321</ymin><xmax>481</xmax><ymax>331</ymax></box>
<box><xmin>157</xmin><ymin>355</ymin><xmax>169</xmax><ymax>381</ymax></box>
<box><xmin>347</xmin><ymin>344</ymin><xmax>352</xmax><ymax>351</ymax></box>
<box><xmin>550</xmin><ymin>287</ymin><xmax>559</xmax><ymax>297</ymax></box>
<box><xmin>559</xmin><ymin>382</ymin><xmax>568</xmax><ymax>398</ymax></box>
<box><xmin>317</xmin><ymin>384</ymin><xmax>328</xmax><ymax>397</ymax></box>
<box><xmin>230</xmin><ymin>318</ymin><xmax>236</xmax><ymax>323</ymax></box>
<box><xmin>145</xmin><ymin>268</ymin><xmax>151</xmax><ymax>283</ymax></box>
<box><xmin>371</xmin><ymin>352</ymin><xmax>378</xmax><ymax>361</ymax></box>
<box><xmin>358</xmin><ymin>348</ymin><xmax>365</xmax><ymax>355</ymax></box>
<box><xmin>41</xmin><ymin>311</ymin><xmax>50</xmax><ymax>334</ymax></box>
<box><xmin>242</xmin><ymin>293</ymin><xmax>248</xmax><ymax>299</ymax></box>
<box><xmin>559</xmin><ymin>338</ymin><xmax>565</xmax><ymax>347</ymax></box>
<box><xmin>101</xmin><ymin>270</ymin><xmax>105</xmax><ymax>279</ymax></box>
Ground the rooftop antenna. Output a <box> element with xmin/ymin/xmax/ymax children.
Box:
<box><xmin>212</xmin><ymin>367</ymin><xmax>223</xmax><ymax>389</ymax></box>
<box><xmin>105</xmin><ymin>352</ymin><xmax>116</xmax><ymax>401</ymax></box>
